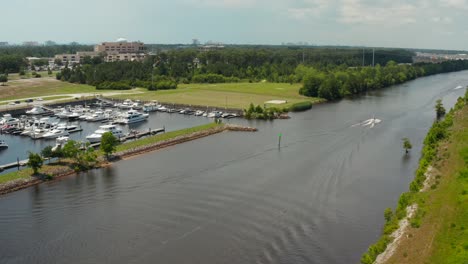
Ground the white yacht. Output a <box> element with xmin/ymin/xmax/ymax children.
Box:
<box><xmin>26</xmin><ymin>106</ymin><xmax>46</xmax><ymax>115</ymax></box>
<box><xmin>86</xmin><ymin>125</ymin><xmax>124</xmax><ymax>143</ymax></box>
<box><xmin>157</xmin><ymin>106</ymin><xmax>168</xmax><ymax>112</ymax></box>
<box><xmin>0</xmin><ymin>139</ymin><xmax>8</xmax><ymax>149</ymax></box>
<box><xmin>118</xmin><ymin>110</ymin><xmax>149</xmax><ymax>124</ymax></box>
<box><xmin>42</xmin><ymin>127</ymin><xmax>70</xmax><ymax>139</ymax></box>
<box><xmin>207</xmin><ymin>111</ymin><xmax>222</xmax><ymax>118</ymax></box>
<box><xmin>143</xmin><ymin>101</ymin><xmax>161</xmax><ymax>112</ymax></box>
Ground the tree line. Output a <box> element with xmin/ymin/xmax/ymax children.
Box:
<box><xmin>298</xmin><ymin>60</ymin><xmax>468</xmax><ymax>100</ymax></box>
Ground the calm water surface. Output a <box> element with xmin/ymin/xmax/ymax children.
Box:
<box><xmin>0</xmin><ymin>71</ymin><xmax>467</xmax><ymax>264</ymax></box>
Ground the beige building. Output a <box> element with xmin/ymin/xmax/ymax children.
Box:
<box><xmin>94</xmin><ymin>41</ymin><xmax>145</xmax><ymax>53</ymax></box>
<box><xmin>104</xmin><ymin>52</ymin><xmax>146</xmax><ymax>62</ymax></box>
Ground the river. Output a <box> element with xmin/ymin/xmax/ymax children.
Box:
<box><xmin>0</xmin><ymin>71</ymin><xmax>467</xmax><ymax>264</ymax></box>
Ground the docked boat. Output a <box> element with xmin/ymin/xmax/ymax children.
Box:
<box><xmin>52</xmin><ymin>136</ymin><xmax>69</xmax><ymax>152</ymax></box>
<box><xmin>85</xmin><ymin>111</ymin><xmax>108</xmax><ymax>122</ymax></box>
<box><xmin>117</xmin><ymin>99</ymin><xmax>134</xmax><ymax>109</ymax></box>
<box><xmin>0</xmin><ymin>114</ymin><xmax>20</xmax><ymax>126</ymax></box>
<box><xmin>194</xmin><ymin>110</ymin><xmax>205</xmax><ymax>116</ymax></box>
<box><xmin>42</xmin><ymin>127</ymin><xmax>70</xmax><ymax>139</ymax></box>
<box><xmin>86</xmin><ymin>125</ymin><xmax>124</xmax><ymax>143</ymax></box>
<box><xmin>26</xmin><ymin>106</ymin><xmax>46</xmax><ymax>115</ymax></box>
<box><xmin>143</xmin><ymin>101</ymin><xmax>161</xmax><ymax>112</ymax></box>
<box><xmin>167</xmin><ymin>108</ymin><xmax>177</xmax><ymax>113</ymax></box>
<box><xmin>117</xmin><ymin>110</ymin><xmax>149</xmax><ymax>124</ymax></box>
<box><xmin>157</xmin><ymin>106</ymin><xmax>168</xmax><ymax>112</ymax></box>
<box><xmin>207</xmin><ymin>111</ymin><xmax>222</xmax><ymax>118</ymax></box>
<box><xmin>0</xmin><ymin>139</ymin><xmax>8</xmax><ymax>149</ymax></box>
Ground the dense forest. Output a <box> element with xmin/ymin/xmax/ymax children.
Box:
<box><xmin>298</xmin><ymin>60</ymin><xmax>468</xmax><ymax>100</ymax></box>
<box><xmin>55</xmin><ymin>47</ymin><xmax>414</xmax><ymax>87</ymax></box>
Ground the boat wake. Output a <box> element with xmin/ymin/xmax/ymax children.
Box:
<box><xmin>352</xmin><ymin>116</ymin><xmax>382</xmax><ymax>128</ymax></box>
<box><xmin>454</xmin><ymin>85</ymin><xmax>464</xmax><ymax>90</ymax></box>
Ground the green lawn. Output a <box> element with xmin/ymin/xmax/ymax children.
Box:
<box><xmin>116</xmin><ymin>122</ymin><xmax>220</xmax><ymax>152</ymax></box>
<box><xmin>109</xmin><ymin>82</ymin><xmax>322</xmax><ymax>109</ymax></box>
<box><xmin>0</xmin><ymin>168</ymin><xmax>33</xmax><ymax>184</ymax></box>
<box><xmin>0</xmin><ymin>78</ymin><xmax>114</xmax><ymax>101</ymax></box>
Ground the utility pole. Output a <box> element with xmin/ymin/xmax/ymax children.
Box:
<box><xmin>372</xmin><ymin>48</ymin><xmax>375</xmax><ymax>67</ymax></box>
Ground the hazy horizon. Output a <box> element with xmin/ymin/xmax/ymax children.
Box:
<box><xmin>1</xmin><ymin>0</ymin><xmax>468</xmax><ymax>50</ymax></box>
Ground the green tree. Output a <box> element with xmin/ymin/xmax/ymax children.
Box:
<box><xmin>100</xmin><ymin>132</ymin><xmax>118</xmax><ymax>159</ymax></box>
<box><xmin>402</xmin><ymin>138</ymin><xmax>412</xmax><ymax>154</ymax></box>
<box><xmin>41</xmin><ymin>146</ymin><xmax>53</xmax><ymax>163</ymax></box>
<box><xmin>0</xmin><ymin>74</ymin><xmax>7</xmax><ymax>86</ymax></box>
<box><xmin>47</xmin><ymin>67</ymin><xmax>52</xmax><ymax>76</ymax></box>
<box><xmin>27</xmin><ymin>152</ymin><xmax>43</xmax><ymax>175</ymax></box>
<box><xmin>435</xmin><ymin>99</ymin><xmax>446</xmax><ymax>120</ymax></box>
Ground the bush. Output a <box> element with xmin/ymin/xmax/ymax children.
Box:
<box><xmin>191</xmin><ymin>74</ymin><xmax>240</xmax><ymax>84</ymax></box>
<box><xmin>290</xmin><ymin>101</ymin><xmax>312</xmax><ymax>112</ymax></box>
<box><xmin>95</xmin><ymin>81</ymin><xmax>132</xmax><ymax>90</ymax></box>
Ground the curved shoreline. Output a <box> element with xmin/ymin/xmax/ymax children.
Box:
<box><xmin>0</xmin><ymin>124</ymin><xmax>257</xmax><ymax>196</ymax></box>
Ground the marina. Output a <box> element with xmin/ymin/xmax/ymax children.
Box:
<box><xmin>0</xmin><ymin>99</ymin><xmax>240</xmax><ymax>175</ymax></box>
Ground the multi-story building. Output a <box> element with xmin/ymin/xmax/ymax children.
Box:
<box><xmin>94</xmin><ymin>40</ymin><xmax>145</xmax><ymax>54</ymax></box>
<box><xmin>105</xmin><ymin>52</ymin><xmax>146</xmax><ymax>62</ymax></box>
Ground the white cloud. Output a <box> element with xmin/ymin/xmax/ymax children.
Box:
<box><xmin>439</xmin><ymin>0</ymin><xmax>468</xmax><ymax>9</ymax></box>
<box><xmin>432</xmin><ymin>16</ymin><xmax>453</xmax><ymax>24</ymax></box>
<box><xmin>339</xmin><ymin>0</ymin><xmax>417</xmax><ymax>25</ymax></box>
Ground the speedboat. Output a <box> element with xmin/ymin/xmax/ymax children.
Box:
<box><xmin>0</xmin><ymin>139</ymin><xmax>8</xmax><ymax>149</ymax></box>
<box><xmin>26</xmin><ymin>106</ymin><xmax>46</xmax><ymax>115</ymax></box>
<box><xmin>117</xmin><ymin>110</ymin><xmax>149</xmax><ymax>124</ymax></box>
<box><xmin>86</xmin><ymin>125</ymin><xmax>124</xmax><ymax>143</ymax></box>
<box><xmin>42</xmin><ymin>127</ymin><xmax>70</xmax><ymax>139</ymax></box>
<box><xmin>194</xmin><ymin>110</ymin><xmax>205</xmax><ymax>116</ymax></box>
<box><xmin>207</xmin><ymin>111</ymin><xmax>222</xmax><ymax>118</ymax></box>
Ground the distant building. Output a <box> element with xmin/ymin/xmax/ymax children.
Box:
<box><xmin>198</xmin><ymin>43</ymin><xmax>225</xmax><ymax>52</ymax></box>
<box><xmin>104</xmin><ymin>52</ymin><xmax>146</xmax><ymax>62</ymax></box>
<box><xmin>23</xmin><ymin>41</ymin><xmax>39</xmax><ymax>46</ymax></box>
<box><xmin>94</xmin><ymin>39</ymin><xmax>145</xmax><ymax>54</ymax></box>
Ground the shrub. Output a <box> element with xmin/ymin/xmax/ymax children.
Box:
<box><xmin>95</xmin><ymin>81</ymin><xmax>132</xmax><ymax>90</ymax></box>
<box><xmin>290</xmin><ymin>101</ymin><xmax>312</xmax><ymax>112</ymax></box>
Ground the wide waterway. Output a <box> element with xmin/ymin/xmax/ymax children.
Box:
<box><xmin>0</xmin><ymin>71</ymin><xmax>467</xmax><ymax>264</ymax></box>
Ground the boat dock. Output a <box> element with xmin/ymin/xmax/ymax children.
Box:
<box><xmin>0</xmin><ymin>159</ymin><xmax>28</xmax><ymax>172</ymax></box>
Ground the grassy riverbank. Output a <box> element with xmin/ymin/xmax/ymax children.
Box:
<box><xmin>361</xmin><ymin>90</ymin><xmax>468</xmax><ymax>264</ymax></box>
<box><xmin>384</xmin><ymin>100</ymin><xmax>468</xmax><ymax>263</ymax></box>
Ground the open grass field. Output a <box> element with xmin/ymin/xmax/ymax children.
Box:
<box><xmin>385</xmin><ymin>105</ymin><xmax>468</xmax><ymax>263</ymax></box>
<box><xmin>7</xmin><ymin>71</ymin><xmax>59</xmax><ymax>80</ymax></box>
<box><xmin>0</xmin><ymin>77</ymin><xmax>114</xmax><ymax>101</ymax></box>
<box><xmin>109</xmin><ymin>82</ymin><xmax>323</xmax><ymax>109</ymax></box>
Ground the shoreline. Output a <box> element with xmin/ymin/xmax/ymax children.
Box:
<box><xmin>0</xmin><ymin>124</ymin><xmax>257</xmax><ymax>196</ymax></box>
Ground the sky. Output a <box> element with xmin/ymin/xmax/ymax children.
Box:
<box><xmin>1</xmin><ymin>0</ymin><xmax>468</xmax><ymax>50</ymax></box>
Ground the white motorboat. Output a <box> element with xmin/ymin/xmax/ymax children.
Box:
<box><xmin>157</xmin><ymin>106</ymin><xmax>168</xmax><ymax>112</ymax></box>
<box><xmin>207</xmin><ymin>111</ymin><xmax>222</xmax><ymax>118</ymax></box>
<box><xmin>52</xmin><ymin>136</ymin><xmax>69</xmax><ymax>152</ymax></box>
<box><xmin>194</xmin><ymin>110</ymin><xmax>205</xmax><ymax>116</ymax></box>
<box><xmin>86</xmin><ymin>125</ymin><xmax>124</xmax><ymax>143</ymax></box>
<box><xmin>0</xmin><ymin>139</ymin><xmax>8</xmax><ymax>149</ymax></box>
<box><xmin>118</xmin><ymin>99</ymin><xmax>134</xmax><ymax>109</ymax></box>
<box><xmin>26</xmin><ymin>106</ymin><xmax>46</xmax><ymax>115</ymax></box>
<box><xmin>0</xmin><ymin>114</ymin><xmax>20</xmax><ymax>126</ymax></box>
<box><xmin>30</xmin><ymin>128</ymin><xmax>49</xmax><ymax>139</ymax></box>
<box><xmin>117</xmin><ymin>110</ymin><xmax>149</xmax><ymax>124</ymax></box>
<box><xmin>143</xmin><ymin>101</ymin><xmax>161</xmax><ymax>112</ymax></box>
<box><xmin>42</xmin><ymin>127</ymin><xmax>70</xmax><ymax>139</ymax></box>
<box><xmin>85</xmin><ymin>111</ymin><xmax>108</xmax><ymax>122</ymax></box>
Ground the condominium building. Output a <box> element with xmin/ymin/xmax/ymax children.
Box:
<box><xmin>104</xmin><ymin>52</ymin><xmax>146</xmax><ymax>62</ymax></box>
<box><xmin>94</xmin><ymin>41</ymin><xmax>145</xmax><ymax>53</ymax></box>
